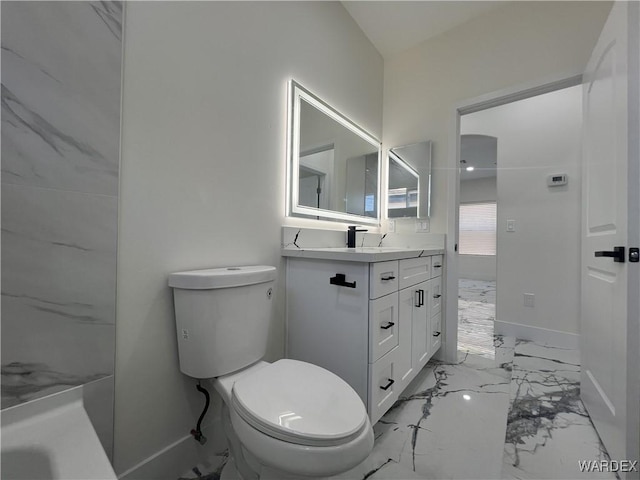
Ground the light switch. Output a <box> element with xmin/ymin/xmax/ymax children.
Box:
<box><xmin>507</xmin><ymin>220</ymin><xmax>516</xmax><ymax>232</ymax></box>
<box><xmin>523</xmin><ymin>293</ymin><xmax>535</xmax><ymax>307</ymax></box>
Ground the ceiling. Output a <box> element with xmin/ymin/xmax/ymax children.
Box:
<box><xmin>342</xmin><ymin>1</ymin><xmax>506</xmax><ymax>58</ymax></box>
<box><xmin>460</xmin><ymin>134</ymin><xmax>497</xmax><ymax>181</ymax></box>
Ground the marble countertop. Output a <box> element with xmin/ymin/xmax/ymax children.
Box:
<box><xmin>281</xmin><ymin>246</ymin><xmax>444</xmax><ymax>263</ymax></box>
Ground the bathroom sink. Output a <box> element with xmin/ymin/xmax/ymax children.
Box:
<box><xmin>1</xmin><ymin>386</ymin><xmax>116</xmax><ymax>480</ymax></box>
<box><xmin>281</xmin><ymin>246</ymin><xmax>444</xmax><ymax>262</ymax></box>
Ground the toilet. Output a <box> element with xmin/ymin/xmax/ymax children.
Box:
<box><xmin>168</xmin><ymin>265</ymin><xmax>373</xmax><ymax>479</ymax></box>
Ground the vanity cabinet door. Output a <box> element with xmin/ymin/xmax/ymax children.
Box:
<box><xmin>368</xmin><ymin>293</ymin><xmax>399</xmax><ymax>362</ymax></box>
<box><xmin>368</xmin><ymin>346</ymin><xmax>400</xmax><ymax>424</ymax></box>
<box><xmin>411</xmin><ymin>280</ymin><xmax>432</xmax><ymax>371</ymax></box>
<box><xmin>431</xmin><ymin>312</ymin><xmax>442</xmax><ymax>353</ymax></box>
<box><xmin>430</xmin><ymin>276</ymin><xmax>442</xmax><ymax>316</ymax></box>
<box><xmin>397</xmin><ymin>287</ymin><xmax>416</xmax><ymax>392</ymax></box>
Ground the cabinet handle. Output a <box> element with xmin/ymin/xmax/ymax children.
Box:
<box><xmin>329</xmin><ymin>273</ymin><xmax>356</xmax><ymax>288</ymax></box>
<box><xmin>433</xmin><ymin>294</ymin><xmax>442</xmax><ymax>299</ymax></box>
<box><xmin>419</xmin><ymin>289</ymin><xmax>425</xmax><ymax>306</ymax></box>
<box><xmin>381</xmin><ymin>275</ymin><xmax>396</xmax><ymax>281</ymax></box>
<box><xmin>433</xmin><ymin>264</ymin><xmax>442</xmax><ymax>269</ymax></box>
<box><xmin>433</xmin><ymin>331</ymin><xmax>441</xmax><ymax>337</ymax></box>
<box><xmin>380</xmin><ymin>378</ymin><xmax>395</xmax><ymax>391</ymax></box>
<box><xmin>380</xmin><ymin>322</ymin><xmax>395</xmax><ymax>330</ymax></box>
<box><xmin>415</xmin><ymin>290</ymin><xmax>421</xmax><ymax>307</ymax></box>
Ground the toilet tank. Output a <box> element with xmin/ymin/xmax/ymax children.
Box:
<box><xmin>168</xmin><ymin>265</ymin><xmax>277</xmax><ymax>379</ymax></box>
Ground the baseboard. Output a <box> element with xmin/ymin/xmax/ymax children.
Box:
<box><xmin>118</xmin><ymin>420</ymin><xmax>226</xmax><ymax>480</ymax></box>
<box><xmin>494</xmin><ymin>320</ymin><xmax>579</xmax><ymax>349</ymax></box>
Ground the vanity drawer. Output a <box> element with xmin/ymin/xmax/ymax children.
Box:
<box><xmin>369</xmin><ymin>293</ymin><xmax>399</xmax><ymax>362</ymax></box>
<box><xmin>430</xmin><ymin>312</ymin><xmax>442</xmax><ymax>353</ymax></box>
<box><xmin>431</xmin><ymin>276</ymin><xmax>442</xmax><ymax>316</ymax></box>
<box><xmin>399</xmin><ymin>257</ymin><xmax>431</xmax><ymax>290</ymax></box>
<box><xmin>368</xmin><ymin>346</ymin><xmax>399</xmax><ymax>424</ymax></box>
<box><xmin>369</xmin><ymin>261</ymin><xmax>399</xmax><ymax>299</ymax></box>
<box><xmin>430</xmin><ymin>255</ymin><xmax>443</xmax><ymax>278</ymax></box>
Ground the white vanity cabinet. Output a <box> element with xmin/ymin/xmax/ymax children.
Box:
<box><xmin>285</xmin><ymin>252</ymin><xmax>444</xmax><ymax>424</ymax></box>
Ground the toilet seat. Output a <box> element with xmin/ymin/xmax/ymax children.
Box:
<box><xmin>231</xmin><ymin>359</ymin><xmax>367</xmax><ymax>447</ymax></box>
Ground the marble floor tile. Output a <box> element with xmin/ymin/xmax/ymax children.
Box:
<box><xmin>458</xmin><ymin>279</ymin><xmax>496</xmax><ymax>358</ymax></box>
<box><xmin>502</xmin><ymin>341</ymin><xmax>614</xmax><ymax>479</ymax></box>
<box><xmin>183</xmin><ymin>338</ymin><xmax>612</xmax><ymax>480</ymax></box>
<box><xmin>361</xmin><ymin>355</ymin><xmax>512</xmax><ymax>479</ymax></box>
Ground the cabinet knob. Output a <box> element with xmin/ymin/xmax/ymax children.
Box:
<box><xmin>433</xmin><ymin>331</ymin><xmax>441</xmax><ymax>337</ymax></box>
<box><xmin>380</xmin><ymin>322</ymin><xmax>395</xmax><ymax>330</ymax></box>
<box><xmin>381</xmin><ymin>275</ymin><xmax>396</xmax><ymax>281</ymax></box>
<box><xmin>433</xmin><ymin>294</ymin><xmax>442</xmax><ymax>299</ymax></box>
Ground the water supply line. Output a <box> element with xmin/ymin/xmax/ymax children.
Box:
<box><xmin>191</xmin><ymin>380</ymin><xmax>210</xmax><ymax>445</ymax></box>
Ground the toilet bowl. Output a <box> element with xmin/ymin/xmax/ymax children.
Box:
<box><xmin>169</xmin><ymin>266</ymin><xmax>374</xmax><ymax>479</ymax></box>
<box><xmin>214</xmin><ymin>360</ymin><xmax>373</xmax><ymax>479</ymax></box>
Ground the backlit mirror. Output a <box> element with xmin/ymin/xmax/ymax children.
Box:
<box><xmin>287</xmin><ymin>80</ymin><xmax>381</xmax><ymax>225</ymax></box>
<box><xmin>387</xmin><ymin>141</ymin><xmax>432</xmax><ymax>219</ymax></box>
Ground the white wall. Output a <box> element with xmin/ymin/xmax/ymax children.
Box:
<box><xmin>460</xmin><ymin>177</ymin><xmax>496</xmax><ymax>204</ymax></box>
<box><xmin>383</xmin><ymin>1</ymin><xmax>611</xmax><ymax>235</ymax></box>
<box><xmin>116</xmin><ymin>2</ymin><xmax>382</xmax><ymax>476</ymax></box>
<box><xmin>462</xmin><ymin>86</ymin><xmax>582</xmax><ymax>337</ymax></box>
<box><xmin>458</xmin><ymin>177</ymin><xmax>497</xmax><ymax>280</ymax></box>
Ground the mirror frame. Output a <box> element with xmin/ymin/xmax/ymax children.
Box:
<box><xmin>286</xmin><ymin>80</ymin><xmax>382</xmax><ymax>226</ymax></box>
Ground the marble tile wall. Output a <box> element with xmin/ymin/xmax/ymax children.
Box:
<box><xmin>1</xmin><ymin>1</ymin><xmax>122</xmax><ymax>457</ymax></box>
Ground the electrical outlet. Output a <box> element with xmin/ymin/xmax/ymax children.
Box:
<box><xmin>388</xmin><ymin>219</ymin><xmax>396</xmax><ymax>233</ymax></box>
<box><xmin>414</xmin><ymin>219</ymin><xmax>429</xmax><ymax>232</ymax></box>
<box><xmin>507</xmin><ymin>220</ymin><xmax>516</xmax><ymax>232</ymax></box>
<box><xmin>523</xmin><ymin>293</ymin><xmax>535</xmax><ymax>307</ymax></box>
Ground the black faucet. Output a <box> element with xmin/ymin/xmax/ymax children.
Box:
<box><xmin>347</xmin><ymin>226</ymin><xmax>368</xmax><ymax>248</ymax></box>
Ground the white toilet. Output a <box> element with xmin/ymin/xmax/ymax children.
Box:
<box><xmin>168</xmin><ymin>265</ymin><xmax>373</xmax><ymax>479</ymax></box>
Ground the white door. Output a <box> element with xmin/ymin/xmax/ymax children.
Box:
<box><xmin>581</xmin><ymin>1</ymin><xmax>639</xmax><ymax>465</ymax></box>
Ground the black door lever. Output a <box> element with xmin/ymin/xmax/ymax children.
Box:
<box><xmin>595</xmin><ymin>246</ymin><xmax>625</xmax><ymax>263</ymax></box>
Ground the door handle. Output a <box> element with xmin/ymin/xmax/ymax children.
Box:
<box><xmin>594</xmin><ymin>246</ymin><xmax>625</xmax><ymax>263</ymax></box>
<box><xmin>380</xmin><ymin>275</ymin><xmax>396</xmax><ymax>281</ymax></box>
<box><xmin>380</xmin><ymin>322</ymin><xmax>395</xmax><ymax>330</ymax></box>
<box><xmin>433</xmin><ymin>294</ymin><xmax>442</xmax><ymax>299</ymax></box>
<box><xmin>433</xmin><ymin>331</ymin><xmax>441</xmax><ymax>337</ymax></box>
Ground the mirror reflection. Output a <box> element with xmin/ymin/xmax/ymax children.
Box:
<box><xmin>288</xmin><ymin>81</ymin><xmax>381</xmax><ymax>225</ymax></box>
<box><xmin>387</xmin><ymin>141</ymin><xmax>432</xmax><ymax>219</ymax></box>
<box><xmin>388</xmin><ymin>152</ymin><xmax>418</xmax><ymax>218</ymax></box>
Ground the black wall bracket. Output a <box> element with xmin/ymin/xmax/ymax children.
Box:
<box><xmin>330</xmin><ymin>273</ymin><xmax>356</xmax><ymax>288</ymax></box>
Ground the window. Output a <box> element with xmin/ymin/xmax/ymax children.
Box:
<box><xmin>459</xmin><ymin>202</ymin><xmax>497</xmax><ymax>255</ymax></box>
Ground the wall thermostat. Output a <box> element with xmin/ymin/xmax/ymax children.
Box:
<box><xmin>547</xmin><ymin>173</ymin><xmax>568</xmax><ymax>187</ymax></box>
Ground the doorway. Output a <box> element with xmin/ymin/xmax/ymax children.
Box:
<box><xmin>454</xmin><ymin>84</ymin><xmax>583</xmax><ymax>359</ymax></box>
<box><xmin>457</xmin><ymin>134</ymin><xmax>497</xmax><ymax>358</ymax></box>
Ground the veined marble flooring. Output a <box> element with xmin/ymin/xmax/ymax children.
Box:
<box><xmin>181</xmin><ymin>337</ymin><xmax>612</xmax><ymax>480</ymax></box>
<box><xmin>458</xmin><ymin>278</ymin><xmax>496</xmax><ymax>358</ymax></box>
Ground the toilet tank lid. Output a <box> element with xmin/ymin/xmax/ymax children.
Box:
<box><xmin>168</xmin><ymin>265</ymin><xmax>276</xmax><ymax>289</ymax></box>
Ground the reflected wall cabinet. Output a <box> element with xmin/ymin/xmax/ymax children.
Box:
<box><xmin>286</xmin><ymin>254</ymin><xmax>443</xmax><ymax>424</ymax></box>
